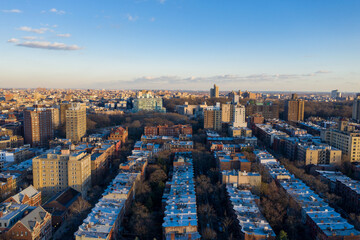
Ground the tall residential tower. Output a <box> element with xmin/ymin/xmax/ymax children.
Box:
<box><xmin>65</xmin><ymin>103</ymin><xmax>87</xmax><ymax>142</ymax></box>
<box><xmin>24</xmin><ymin>108</ymin><xmax>53</xmax><ymax>147</ymax></box>
<box><xmin>285</xmin><ymin>94</ymin><xmax>304</xmax><ymax>122</ymax></box>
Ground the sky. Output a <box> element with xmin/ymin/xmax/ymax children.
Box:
<box><xmin>0</xmin><ymin>0</ymin><xmax>360</xmax><ymax>91</ymax></box>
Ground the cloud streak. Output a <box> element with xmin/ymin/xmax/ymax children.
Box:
<box><xmin>22</xmin><ymin>36</ymin><xmax>38</xmax><ymax>40</ymax></box>
<box><xmin>127</xmin><ymin>14</ymin><xmax>138</xmax><ymax>21</ymax></box>
<box><xmin>57</xmin><ymin>33</ymin><xmax>71</xmax><ymax>38</ymax></box>
<box><xmin>98</xmin><ymin>71</ymin><xmax>332</xmax><ymax>88</ymax></box>
<box><xmin>15</xmin><ymin>41</ymin><xmax>82</xmax><ymax>51</ymax></box>
<box><xmin>17</xmin><ymin>26</ymin><xmax>49</xmax><ymax>34</ymax></box>
<box><xmin>49</xmin><ymin>8</ymin><xmax>66</xmax><ymax>15</ymax></box>
<box><xmin>7</xmin><ymin>38</ymin><xmax>19</xmax><ymax>43</ymax></box>
<box><xmin>2</xmin><ymin>9</ymin><xmax>22</xmax><ymax>13</ymax></box>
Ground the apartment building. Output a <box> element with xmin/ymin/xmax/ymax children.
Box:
<box><xmin>297</xmin><ymin>144</ymin><xmax>342</xmax><ymax>165</ymax></box>
<box><xmin>229</xmin><ymin>127</ymin><xmax>252</xmax><ymax>138</ymax></box>
<box><xmin>284</xmin><ymin>94</ymin><xmax>304</xmax><ymax>122</ymax></box>
<box><xmin>204</xmin><ymin>104</ymin><xmax>222</xmax><ymax>130</ymax></box>
<box><xmin>144</xmin><ymin>124</ymin><xmax>192</xmax><ymax>137</ymax></box>
<box><xmin>222</xmin><ymin>171</ymin><xmax>261</xmax><ymax>188</ymax></box>
<box><xmin>0</xmin><ymin>173</ymin><xmax>17</xmax><ymax>199</ymax></box>
<box><xmin>321</xmin><ymin>129</ymin><xmax>360</xmax><ymax>162</ymax></box>
<box><xmin>175</xmin><ymin>102</ymin><xmax>208</xmax><ymax>117</ymax></box>
<box><xmin>23</xmin><ymin>108</ymin><xmax>53</xmax><ymax>147</ymax></box>
<box><xmin>0</xmin><ymin>135</ymin><xmax>24</xmax><ymax>150</ymax></box>
<box><xmin>48</xmin><ymin>107</ymin><xmax>60</xmax><ymax>129</ymax></box>
<box><xmin>246</xmin><ymin>101</ymin><xmax>279</xmax><ymax>119</ymax></box>
<box><xmin>353</xmin><ymin>94</ymin><xmax>360</xmax><ymax>122</ymax></box>
<box><xmin>32</xmin><ymin>150</ymin><xmax>91</xmax><ymax>197</ymax></box>
<box><xmin>215</xmin><ymin>151</ymin><xmax>251</xmax><ymax>172</ymax></box>
<box><xmin>132</xmin><ymin>94</ymin><xmax>166</xmax><ymax>113</ymax></box>
<box><xmin>66</xmin><ymin>103</ymin><xmax>87</xmax><ymax>142</ymax></box>
<box><xmin>210</xmin><ymin>84</ymin><xmax>219</xmax><ymax>98</ymax></box>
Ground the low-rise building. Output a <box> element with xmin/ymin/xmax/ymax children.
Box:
<box><xmin>215</xmin><ymin>151</ymin><xmax>251</xmax><ymax>172</ymax></box>
<box><xmin>261</xmin><ymin>156</ymin><xmax>360</xmax><ymax>239</ymax></box>
<box><xmin>222</xmin><ymin>171</ymin><xmax>261</xmax><ymax>188</ymax></box>
<box><xmin>42</xmin><ymin>187</ymin><xmax>82</xmax><ymax>227</ymax></box>
<box><xmin>297</xmin><ymin>144</ymin><xmax>342</xmax><ymax>165</ymax></box>
<box><xmin>74</xmin><ymin>172</ymin><xmax>139</xmax><ymax>240</ymax></box>
<box><xmin>0</xmin><ymin>173</ymin><xmax>17</xmax><ymax>199</ymax></box>
<box><xmin>3</xmin><ymin>185</ymin><xmax>41</xmax><ymax>206</ymax></box>
<box><xmin>0</xmin><ymin>203</ymin><xmax>52</xmax><ymax>240</ymax></box>
<box><xmin>226</xmin><ymin>185</ymin><xmax>275</xmax><ymax>239</ymax></box>
<box><xmin>229</xmin><ymin>127</ymin><xmax>252</xmax><ymax>138</ymax></box>
<box><xmin>317</xmin><ymin>170</ymin><xmax>360</xmax><ymax>214</ymax></box>
<box><xmin>144</xmin><ymin>124</ymin><xmax>193</xmax><ymax>137</ymax></box>
<box><xmin>162</xmin><ymin>152</ymin><xmax>201</xmax><ymax>240</ymax></box>
<box><xmin>107</xmin><ymin>126</ymin><xmax>128</xmax><ymax>143</ymax></box>
<box><xmin>5</xmin><ymin>206</ymin><xmax>52</xmax><ymax>240</ymax></box>
<box><xmin>0</xmin><ymin>145</ymin><xmax>34</xmax><ymax>163</ymax></box>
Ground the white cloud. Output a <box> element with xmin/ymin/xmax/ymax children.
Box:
<box><xmin>49</xmin><ymin>8</ymin><xmax>66</xmax><ymax>15</ymax></box>
<box><xmin>22</xmin><ymin>36</ymin><xmax>38</xmax><ymax>40</ymax></box>
<box><xmin>18</xmin><ymin>26</ymin><xmax>49</xmax><ymax>34</ymax></box>
<box><xmin>127</xmin><ymin>14</ymin><xmax>138</xmax><ymax>21</ymax></box>
<box><xmin>7</xmin><ymin>38</ymin><xmax>19</xmax><ymax>43</ymax></box>
<box><xmin>315</xmin><ymin>70</ymin><xmax>331</xmax><ymax>74</ymax></box>
<box><xmin>102</xmin><ymin>71</ymin><xmax>332</xmax><ymax>87</ymax></box>
<box><xmin>16</xmin><ymin>41</ymin><xmax>82</xmax><ymax>51</ymax></box>
<box><xmin>2</xmin><ymin>9</ymin><xmax>22</xmax><ymax>13</ymax></box>
<box><xmin>57</xmin><ymin>33</ymin><xmax>71</xmax><ymax>38</ymax></box>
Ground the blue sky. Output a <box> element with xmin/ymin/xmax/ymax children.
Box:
<box><xmin>0</xmin><ymin>0</ymin><xmax>359</xmax><ymax>91</ymax></box>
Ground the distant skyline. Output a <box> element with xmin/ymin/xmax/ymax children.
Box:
<box><xmin>1</xmin><ymin>0</ymin><xmax>359</xmax><ymax>91</ymax></box>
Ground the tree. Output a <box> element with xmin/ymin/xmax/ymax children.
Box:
<box><xmin>201</xmin><ymin>227</ymin><xmax>217</xmax><ymax>240</ymax></box>
<box><xmin>277</xmin><ymin>230</ymin><xmax>289</xmax><ymax>240</ymax></box>
<box><xmin>69</xmin><ymin>197</ymin><xmax>91</xmax><ymax>216</ymax></box>
<box><xmin>149</xmin><ymin>169</ymin><xmax>167</xmax><ymax>184</ymax></box>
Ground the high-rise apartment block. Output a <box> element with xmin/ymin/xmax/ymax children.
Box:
<box><xmin>49</xmin><ymin>107</ymin><xmax>60</xmax><ymax>129</ymax></box>
<box><xmin>321</xmin><ymin>129</ymin><xmax>360</xmax><ymax>162</ymax></box>
<box><xmin>32</xmin><ymin>149</ymin><xmax>91</xmax><ymax>197</ymax></box>
<box><xmin>221</xmin><ymin>103</ymin><xmax>232</xmax><ymax>123</ymax></box>
<box><xmin>231</xmin><ymin>104</ymin><xmax>247</xmax><ymax>128</ymax></box>
<box><xmin>204</xmin><ymin>102</ymin><xmax>246</xmax><ymax>130</ymax></box>
<box><xmin>24</xmin><ymin>108</ymin><xmax>53</xmax><ymax>147</ymax></box>
<box><xmin>210</xmin><ymin>84</ymin><xmax>219</xmax><ymax>98</ymax></box>
<box><xmin>132</xmin><ymin>93</ymin><xmax>166</xmax><ymax>113</ymax></box>
<box><xmin>284</xmin><ymin>94</ymin><xmax>304</xmax><ymax>122</ymax></box>
<box><xmin>204</xmin><ymin>103</ymin><xmax>222</xmax><ymax>130</ymax></box>
<box><xmin>60</xmin><ymin>102</ymin><xmax>71</xmax><ymax>125</ymax></box>
<box><xmin>65</xmin><ymin>103</ymin><xmax>87</xmax><ymax>142</ymax></box>
<box><xmin>246</xmin><ymin>101</ymin><xmax>279</xmax><ymax>119</ymax></box>
<box><xmin>331</xmin><ymin>90</ymin><xmax>342</xmax><ymax>99</ymax></box>
<box><xmin>353</xmin><ymin>94</ymin><xmax>360</xmax><ymax>122</ymax></box>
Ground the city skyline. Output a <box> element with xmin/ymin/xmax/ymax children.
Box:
<box><xmin>1</xmin><ymin>0</ymin><xmax>360</xmax><ymax>91</ymax></box>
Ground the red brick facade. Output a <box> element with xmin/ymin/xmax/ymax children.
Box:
<box><xmin>144</xmin><ymin>125</ymin><xmax>192</xmax><ymax>137</ymax></box>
